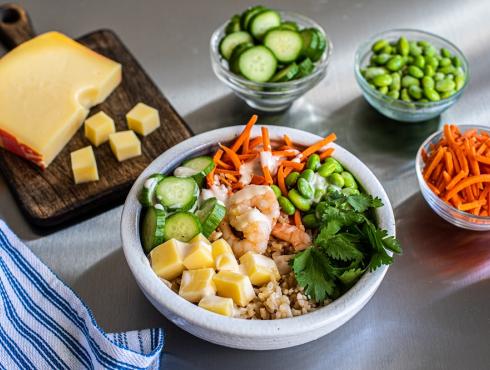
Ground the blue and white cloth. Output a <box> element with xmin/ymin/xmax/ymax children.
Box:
<box><xmin>0</xmin><ymin>221</ymin><xmax>164</xmax><ymax>369</ymax></box>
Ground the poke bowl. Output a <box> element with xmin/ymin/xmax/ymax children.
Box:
<box><xmin>121</xmin><ymin>118</ymin><xmax>398</xmax><ymax>350</ymax></box>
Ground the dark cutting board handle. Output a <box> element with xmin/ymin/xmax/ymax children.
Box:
<box><xmin>0</xmin><ymin>3</ymin><xmax>34</xmax><ymax>49</ymax></box>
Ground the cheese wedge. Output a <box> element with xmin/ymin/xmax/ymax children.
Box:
<box><xmin>0</xmin><ymin>31</ymin><xmax>121</xmax><ymax>168</ymax></box>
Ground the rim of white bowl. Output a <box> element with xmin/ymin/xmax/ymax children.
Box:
<box><xmin>121</xmin><ymin>125</ymin><xmax>395</xmax><ymax>338</ymax></box>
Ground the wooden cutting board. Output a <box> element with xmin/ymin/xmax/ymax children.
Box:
<box><xmin>0</xmin><ymin>4</ymin><xmax>193</xmax><ymax>229</ymax></box>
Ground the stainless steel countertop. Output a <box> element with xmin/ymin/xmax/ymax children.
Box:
<box><xmin>1</xmin><ymin>1</ymin><xmax>489</xmax><ymax>369</ymax></box>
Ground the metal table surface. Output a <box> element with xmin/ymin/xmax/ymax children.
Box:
<box><xmin>1</xmin><ymin>0</ymin><xmax>489</xmax><ymax>369</ymax></box>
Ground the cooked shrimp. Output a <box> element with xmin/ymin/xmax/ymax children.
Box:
<box><xmin>272</xmin><ymin>223</ymin><xmax>312</xmax><ymax>251</ymax></box>
<box><xmin>220</xmin><ymin>185</ymin><xmax>280</xmax><ymax>257</ymax></box>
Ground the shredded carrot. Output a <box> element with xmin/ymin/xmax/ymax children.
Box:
<box><xmin>277</xmin><ymin>165</ymin><xmax>288</xmax><ymax>196</ymax></box>
<box><xmin>282</xmin><ymin>161</ymin><xmax>304</xmax><ymax>171</ymax></box>
<box><xmin>272</xmin><ymin>150</ymin><xmax>298</xmax><ymax>157</ymax></box>
<box><xmin>458</xmin><ymin>200</ymin><xmax>486</xmax><ymax>211</ymax></box>
<box><xmin>262</xmin><ymin>166</ymin><xmax>273</xmax><ymax>185</ymax></box>
<box><xmin>444</xmin><ymin>151</ymin><xmax>454</xmax><ymax>176</ymax></box>
<box><xmin>216</xmin><ymin>159</ymin><xmax>232</xmax><ymax>170</ymax></box>
<box><xmin>261</xmin><ymin>127</ymin><xmax>271</xmax><ymax>152</ymax></box>
<box><xmin>220</xmin><ymin>144</ymin><xmax>241</xmax><ymax>170</ymax></box>
<box><xmin>251</xmin><ymin>175</ymin><xmax>266</xmax><ymax>185</ymax></box>
<box><xmin>237</xmin><ymin>153</ymin><xmax>258</xmax><ymax>160</ymax></box>
<box><xmin>215</xmin><ymin>168</ymin><xmax>240</xmax><ymax>175</ymax></box>
<box><xmin>231</xmin><ymin>115</ymin><xmax>257</xmax><ymax>152</ymax></box>
<box><xmin>283</xmin><ymin>134</ymin><xmax>293</xmax><ymax>148</ymax></box>
<box><xmin>294</xmin><ymin>210</ymin><xmax>302</xmax><ymax>228</ymax></box>
<box><xmin>424</xmin><ymin>146</ymin><xmax>445</xmax><ymax>180</ymax></box>
<box><xmin>319</xmin><ymin>147</ymin><xmax>335</xmax><ymax>160</ymax></box>
<box><xmin>249</xmin><ymin>136</ymin><xmax>263</xmax><ymax>149</ymax></box>
<box><xmin>300</xmin><ymin>133</ymin><xmax>337</xmax><ymax>160</ymax></box>
<box><xmin>283</xmin><ymin>167</ymin><xmax>293</xmax><ymax>177</ymax></box>
<box><xmin>445</xmin><ymin>175</ymin><xmax>490</xmax><ymax>201</ymax></box>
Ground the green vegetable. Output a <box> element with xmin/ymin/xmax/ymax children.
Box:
<box><xmin>297</xmin><ymin>177</ymin><xmax>314</xmax><ymax>199</ymax></box>
<box><xmin>324</xmin><ymin>157</ymin><xmax>343</xmax><ymax>172</ymax></box>
<box><xmin>278</xmin><ymin>195</ymin><xmax>296</xmax><ymax>215</ymax></box>
<box><xmin>163</xmin><ymin>212</ymin><xmax>201</xmax><ymax>242</ymax></box>
<box><xmin>306</xmin><ymin>153</ymin><xmax>320</xmax><ymax>170</ymax></box>
<box><xmin>302</xmin><ymin>213</ymin><xmax>320</xmax><ymax>228</ymax></box>
<box><xmin>341</xmin><ymin>171</ymin><xmax>357</xmax><ymax>189</ymax></box>
<box><xmin>397</xmin><ymin>36</ymin><xmax>409</xmax><ymax>56</ymax></box>
<box><xmin>195</xmin><ymin>198</ymin><xmax>226</xmax><ymax>238</ymax></box>
<box><xmin>328</xmin><ymin>173</ymin><xmax>345</xmax><ymax>188</ymax></box>
<box><xmin>372</xmin><ymin>39</ymin><xmax>388</xmax><ymax>53</ymax></box>
<box><xmin>373</xmin><ymin>74</ymin><xmax>392</xmax><ymax>87</ymax></box>
<box><xmin>141</xmin><ymin>206</ymin><xmax>166</xmax><ymax>253</ymax></box>
<box><xmin>225</xmin><ymin>14</ymin><xmax>242</xmax><ymax>34</ymax></box>
<box><xmin>386</xmin><ymin>55</ymin><xmax>404</xmax><ymax>71</ymax></box>
<box><xmin>285</xmin><ymin>171</ymin><xmax>300</xmax><ymax>188</ymax></box>
<box><xmin>264</xmin><ymin>29</ymin><xmax>303</xmax><ymax>63</ymax></box>
<box><xmin>299</xmin><ymin>169</ymin><xmax>315</xmax><ymax>182</ymax></box>
<box><xmin>271</xmin><ymin>184</ymin><xmax>282</xmax><ymax>198</ymax></box>
<box><xmin>156</xmin><ymin>176</ymin><xmax>198</xmax><ymax>211</ymax></box>
<box><xmin>288</xmin><ymin>189</ymin><xmax>312</xmax><ymax>211</ymax></box>
<box><xmin>139</xmin><ymin>173</ymin><xmax>165</xmax><ymax>207</ymax></box>
<box><xmin>219</xmin><ymin>31</ymin><xmax>254</xmax><ymax>60</ymax></box>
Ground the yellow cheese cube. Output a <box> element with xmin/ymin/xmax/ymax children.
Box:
<box><xmin>109</xmin><ymin>130</ymin><xmax>141</xmax><ymax>161</ymax></box>
<box><xmin>211</xmin><ymin>239</ymin><xmax>233</xmax><ymax>259</ymax></box>
<box><xmin>215</xmin><ymin>253</ymin><xmax>240</xmax><ymax>273</ymax></box>
<box><xmin>183</xmin><ymin>234</ymin><xmax>214</xmax><ymax>270</ymax></box>
<box><xmin>239</xmin><ymin>252</ymin><xmax>280</xmax><ymax>286</ymax></box>
<box><xmin>84</xmin><ymin>111</ymin><xmax>115</xmax><ymax>147</ymax></box>
<box><xmin>213</xmin><ymin>270</ymin><xmax>256</xmax><ymax>307</ymax></box>
<box><xmin>198</xmin><ymin>295</ymin><xmax>234</xmax><ymax>317</ymax></box>
<box><xmin>70</xmin><ymin>146</ymin><xmax>99</xmax><ymax>184</ymax></box>
<box><xmin>150</xmin><ymin>239</ymin><xmax>189</xmax><ymax>280</ymax></box>
<box><xmin>0</xmin><ymin>32</ymin><xmax>121</xmax><ymax>168</ymax></box>
<box><xmin>179</xmin><ymin>268</ymin><xmax>216</xmax><ymax>303</ymax></box>
<box><xmin>126</xmin><ymin>102</ymin><xmax>160</xmax><ymax>136</ymax></box>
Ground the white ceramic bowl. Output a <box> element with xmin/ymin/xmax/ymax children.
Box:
<box><xmin>121</xmin><ymin>125</ymin><xmax>396</xmax><ymax>350</ymax></box>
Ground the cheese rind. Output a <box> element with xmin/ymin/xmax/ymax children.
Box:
<box><xmin>109</xmin><ymin>130</ymin><xmax>141</xmax><ymax>161</ymax></box>
<box><xmin>84</xmin><ymin>111</ymin><xmax>115</xmax><ymax>147</ymax></box>
<box><xmin>0</xmin><ymin>31</ymin><xmax>121</xmax><ymax>168</ymax></box>
<box><xmin>126</xmin><ymin>102</ymin><xmax>160</xmax><ymax>136</ymax></box>
<box><xmin>70</xmin><ymin>146</ymin><xmax>99</xmax><ymax>184</ymax></box>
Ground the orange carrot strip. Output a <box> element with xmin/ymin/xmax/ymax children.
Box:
<box><xmin>445</xmin><ymin>170</ymin><xmax>467</xmax><ymax>191</ymax></box>
<box><xmin>465</xmin><ymin>187</ymin><xmax>475</xmax><ymax>202</ymax></box>
<box><xmin>216</xmin><ymin>159</ymin><xmax>232</xmax><ymax>169</ymax></box>
<box><xmin>262</xmin><ymin>166</ymin><xmax>273</xmax><ymax>185</ymax></box>
<box><xmin>455</xmin><ymin>147</ymin><xmax>469</xmax><ymax>174</ymax></box>
<box><xmin>224</xmin><ymin>173</ymin><xmax>238</xmax><ymax>182</ymax></box>
<box><xmin>231</xmin><ymin>115</ymin><xmax>258</xmax><ymax>152</ymax></box>
<box><xmin>422</xmin><ymin>148</ymin><xmax>429</xmax><ymax>163</ymax></box>
<box><xmin>431</xmin><ymin>163</ymin><xmax>443</xmax><ymax>182</ymax></box>
<box><xmin>463</xmin><ymin>129</ymin><xmax>477</xmax><ymax>138</ymax></box>
<box><xmin>282</xmin><ymin>161</ymin><xmax>304</xmax><ymax>171</ymax></box>
<box><xmin>207</xmin><ymin>149</ymin><xmax>224</xmax><ymax>186</ymax></box>
<box><xmin>237</xmin><ymin>153</ymin><xmax>258</xmax><ymax>160</ymax></box>
<box><xmin>476</xmin><ymin>155</ymin><xmax>490</xmax><ymax>165</ymax></box>
<box><xmin>219</xmin><ymin>175</ymin><xmax>232</xmax><ymax>187</ymax></box>
<box><xmin>215</xmin><ymin>168</ymin><xmax>240</xmax><ymax>175</ymax></box>
<box><xmin>458</xmin><ymin>200</ymin><xmax>486</xmax><ymax>211</ymax></box>
<box><xmin>250</xmin><ymin>175</ymin><xmax>266</xmax><ymax>185</ymax></box>
<box><xmin>283</xmin><ymin>134</ymin><xmax>293</xmax><ymax>148</ymax></box>
<box><xmin>249</xmin><ymin>136</ymin><xmax>263</xmax><ymax>149</ymax></box>
<box><xmin>477</xmin><ymin>142</ymin><xmax>488</xmax><ymax>155</ymax></box>
<box><xmin>220</xmin><ymin>144</ymin><xmax>241</xmax><ymax>170</ymax></box>
<box><xmin>272</xmin><ymin>150</ymin><xmax>298</xmax><ymax>157</ymax></box>
<box><xmin>445</xmin><ymin>174</ymin><xmax>490</xmax><ymax>200</ymax></box>
<box><xmin>261</xmin><ymin>127</ymin><xmax>271</xmax><ymax>151</ymax></box>
<box><xmin>277</xmin><ymin>165</ymin><xmax>288</xmax><ymax>196</ymax></box>
<box><xmin>427</xmin><ymin>182</ymin><xmax>440</xmax><ymax>195</ymax></box>
<box><xmin>448</xmin><ymin>147</ymin><xmax>461</xmax><ymax>174</ymax></box>
<box><xmin>444</xmin><ymin>152</ymin><xmax>454</xmax><ymax>176</ymax></box>
<box><xmin>452</xmin><ymin>194</ymin><xmax>463</xmax><ymax>208</ymax></box>
<box><xmin>300</xmin><ymin>133</ymin><xmax>337</xmax><ymax>160</ymax></box>
<box><xmin>283</xmin><ymin>166</ymin><xmax>293</xmax><ymax>177</ymax></box>
<box><xmin>424</xmin><ymin>146</ymin><xmax>445</xmax><ymax>180</ymax></box>
<box><xmin>294</xmin><ymin>210</ymin><xmax>302</xmax><ymax>228</ymax></box>
<box><xmin>444</xmin><ymin>124</ymin><xmax>458</xmax><ymax>149</ymax></box>
<box><xmin>442</xmin><ymin>171</ymin><xmax>451</xmax><ymax>184</ymax></box>
<box><xmin>319</xmin><ymin>147</ymin><xmax>335</xmax><ymax>160</ymax></box>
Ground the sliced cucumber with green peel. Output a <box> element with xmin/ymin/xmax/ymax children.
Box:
<box><xmin>248</xmin><ymin>10</ymin><xmax>281</xmax><ymax>40</ymax></box>
<box><xmin>240</xmin><ymin>5</ymin><xmax>267</xmax><ymax>30</ymax></box>
<box><xmin>238</xmin><ymin>45</ymin><xmax>277</xmax><ymax>82</ymax></box>
<box><xmin>196</xmin><ymin>198</ymin><xmax>226</xmax><ymax>237</ymax></box>
<box><xmin>297</xmin><ymin>57</ymin><xmax>314</xmax><ymax>78</ymax></box>
<box><xmin>141</xmin><ymin>206</ymin><xmax>166</xmax><ymax>253</ymax></box>
<box><xmin>271</xmin><ymin>62</ymin><xmax>299</xmax><ymax>82</ymax></box>
<box><xmin>229</xmin><ymin>42</ymin><xmax>254</xmax><ymax>74</ymax></box>
<box><xmin>225</xmin><ymin>14</ymin><xmax>241</xmax><ymax>34</ymax></box>
<box><xmin>163</xmin><ymin>212</ymin><xmax>202</xmax><ymax>242</ymax></box>
<box><xmin>219</xmin><ymin>31</ymin><xmax>253</xmax><ymax>60</ymax></box>
<box><xmin>280</xmin><ymin>21</ymin><xmax>299</xmax><ymax>31</ymax></box>
<box><xmin>300</xmin><ymin>28</ymin><xmax>326</xmax><ymax>62</ymax></box>
<box><xmin>311</xmin><ymin>28</ymin><xmax>326</xmax><ymax>61</ymax></box>
<box><xmin>139</xmin><ymin>173</ymin><xmax>165</xmax><ymax>207</ymax></box>
<box><xmin>263</xmin><ymin>29</ymin><xmax>303</xmax><ymax>63</ymax></box>
<box><xmin>181</xmin><ymin>155</ymin><xmax>215</xmax><ymax>187</ymax></box>
<box><xmin>156</xmin><ymin>176</ymin><xmax>198</xmax><ymax>211</ymax></box>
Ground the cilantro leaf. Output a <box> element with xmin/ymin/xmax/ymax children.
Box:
<box><xmin>363</xmin><ymin>220</ymin><xmax>400</xmax><ymax>271</ymax></box>
<box><xmin>292</xmin><ymin>247</ymin><xmax>335</xmax><ymax>302</ymax></box>
<box><xmin>338</xmin><ymin>268</ymin><xmax>365</xmax><ymax>285</ymax></box>
<box><xmin>315</xmin><ymin>202</ymin><xmax>364</xmax><ymax>226</ymax></box>
<box><xmin>347</xmin><ymin>194</ymin><xmax>384</xmax><ymax>212</ymax></box>
<box><xmin>316</xmin><ymin>230</ymin><xmax>363</xmax><ymax>262</ymax></box>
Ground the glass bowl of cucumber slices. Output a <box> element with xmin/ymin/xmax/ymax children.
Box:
<box><xmin>210</xmin><ymin>6</ymin><xmax>332</xmax><ymax>112</ymax></box>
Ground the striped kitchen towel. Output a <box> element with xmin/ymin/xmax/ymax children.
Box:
<box><xmin>0</xmin><ymin>220</ymin><xmax>164</xmax><ymax>369</ymax></box>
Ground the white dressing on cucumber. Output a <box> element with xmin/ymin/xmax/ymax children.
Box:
<box><xmin>144</xmin><ymin>177</ymin><xmax>159</xmax><ymax>190</ymax></box>
<box><xmin>154</xmin><ymin>204</ymin><xmax>164</xmax><ymax>211</ymax></box>
<box><xmin>174</xmin><ymin>166</ymin><xmax>200</xmax><ymax>177</ymax></box>
<box><xmin>200</xmin><ymin>183</ymin><xmax>229</xmax><ymax>206</ymax></box>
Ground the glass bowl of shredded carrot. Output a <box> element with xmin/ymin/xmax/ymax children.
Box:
<box><xmin>416</xmin><ymin>124</ymin><xmax>490</xmax><ymax>230</ymax></box>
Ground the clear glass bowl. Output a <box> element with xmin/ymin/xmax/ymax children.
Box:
<box><xmin>415</xmin><ymin>125</ymin><xmax>490</xmax><ymax>230</ymax></box>
<box><xmin>355</xmin><ymin>29</ymin><xmax>469</xmax><ymax>122</ymax></box>
<box><xmin>210</xmin><ymin>11</ymin><xmax>332</xmax><ymax>112</ymax></box>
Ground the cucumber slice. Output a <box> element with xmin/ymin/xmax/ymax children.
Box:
<box><xmin>297</xmin><ymin>57</ymin><xmax>315</xmax><ymax>78</ymax></box>
<box><xmin>156</xmin><ymin>176</ymin><xmax>198</xmax><ymax>211</ymax></box>
<box><xmin>138</xmin><ymin>173</ymin><xmax>165</xmax><ymax>207</ymax></box>
<box><xmin>225</xmin><ymin>14</ymin><xmax>241</xmax><ymax>34</ymax></box>
<box><xmin>229</xmin><ymin>42</ymin><xmax>254</xmax><ymax>74</ymax></box>
<box><xmin>141</xmin><ymin>206</ymin><xmax>166</xmax><ymax>253</ymax></box>
<box><xmin>240</xmin><ymin>5</ymin><xmax>267</xmax><ymax>30</ymax></box>
<box><xmin>263</xmin><ymin>29</ymin><xmax>303</xmax><ymax>63</ymax></box>
<box><xmin>280</xmin><ymin>21</ymin><xmax>299</xmax><ymax>31</ymax></box>
<box><xmin>248</xmin><ymin>10</ymin><xmax>281</xmax><ymax>40</ymax></box>
<box><xmin>300</xmin><ymin>28</ymin><xmax>326</xmax><ymax>62</ymax></box>
<box><xmin>181</xmin><ymin>155</ymin><xmax>215</xmax><ymax>187</ymax></box>
<box><xmin>271</xmin><ymin>63</ymin><xmax>299</xmax><ymax>82</ymax></box>
<box><xmin>163</xmin><ymin>212</ymin><xmax>202</xmax><ymax>242</ymax></box>
<box><xmin>219</xmin><ymin>31</ymin><xmax>253</xmax><ymax>60</ymax></box>
<box><xmin>238</xmin><ymin>46</ymin><xmax>277</xmax><ymax>82</ymax></box>
<box><xmin>196</xmin><ymin>198</ymin><xmax>226</xmax><ymax>237</ymax></box>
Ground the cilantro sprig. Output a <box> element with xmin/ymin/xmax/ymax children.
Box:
<box><xmin>292</xmin><ymin>192</ymin><xmax>401</xmax><ymax>303</ymax></box>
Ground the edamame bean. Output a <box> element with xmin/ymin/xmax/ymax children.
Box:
<box><xmin>278</xmin><ymin>196</ymin><xmax>296</xmax><ymax>215</ymax></box>
<box><xmin>372</xmin><ymin>53</ymin><xmax>391</xmax><ymax>65</ymax></box>
<box><xmin>324</xmin><ymin>158</ymin><xmax>343</xmax><ymax>173</ymax></box>
<box><xmin>386</xmin><ymin>55</ymin><xmax>404</xmax><ymax>71</ymax></box>
<box><xmin>341</xmin><ymin>171</ymin><xmax>357</xmax><ymax>189</ymax></box>
<box><xmin>285</xmin><ymin>172</ymin><xmax>300</xmax><ymax>188</ymax></box>
<box><xmin>408</xmin><ymin>85</ymin><xmax>423</xmax><ymax>100</ymax></box>
<box><xmin>435</xmin><ymin>78</ymin><xmax>456</xmax><ymax>93</ymax></box>
<box><xmin>401</xmin><ymin>88</ymin><xmax>411</xmax><ymax>102</ymax></box>
<box><xmin>288</xmin><ymin>189</ymin><xmax>311</xmax><ymax>212</ymax></box>
<box><xmin>365</xmin><ymin>67</ymin><xmax>387</xmax><ymax>80</ymax></box>
<box><xmin>328</xmin><ymin>173</ymin><xmax>345</xmax><ymax>188</ymax></box>
<box><xmin>434</xmin><ymin>72</ymin><xmax>444</xmax><ymax>81</ymax></box>
<box><xmin>318</xmin><ymin>163</ymin><xmax>336</xmax><ymax>178</ymax></box>
<box><xmin>373</xmin><ymin>74</ymin><xmax>393</xmax><ymax>87</ymax></box>
<box><xmin>297</xmin><ymin>178</ymin><xmax>313</xmax><ymax>199</ymax></box>
<box><xmin>372</xmin><ymin>39</ymin><xmax>389</xmax><ymax>53</ymax></box>
<box><xmin>438</xmin><ymin>65</ymin><xmax>455</xmax><ymax>74</ymax></box>
<box><xmin>378</xmin><ymin>86</ymin><xmax>388</xmax><ymax>94</ymax></box>
<box><xmin>382</xmin><ymin>45</ymin><xmax>393</xmax><ymax>54</ymax></box>
<box><xmin>397</xmin><ymin>36</ymin><xmax>409</xmax><ymax>56</ymax></box>
<box><xmin>425</xmin><ymin>55</ymin><xmax>439</xmax><ymax>69</ymax></box>
<box><xmin>454</xmin><ymin>67</ymin><xmax>465</xmax><ymax>77</ymax></box>
<box><xmin>424</xmin><ymin>45</ymin><xmax>436</xmax><ymax>57</ymax></box>
<box><xmin>440</xmin><ymin>91</ymin><xmax>454</xmax><ymax>99</ymax></box>
<box><xmin>441</xmin><ymin>48</ymin><xmax>451</xmax><ymax>58</ymax></box>
<box><xmin>447</xmin><ymin>74</ymin><xmax>454</xmax><ymax>80</ymax></box>
<box><xmin>419</xmin><ymin>98</ymin><xmax>429</xmax><ymax>103</ymax></box>
<box><xmin>452</xmin><ymin>56</ymin><xmax>462</xmax><ymax>67</ymax></box>
<box><xmin>302</xmin><ymin>213</ymin><xmax>319</xmax><ymax>228</ymax></box>
<box><xmin>299</xmin><ymin>169</ymin><xmax>314</xmax><ymax>182</ymax></box>
<box><xmin>401</xmin><ymin>75</ymin><xmax>420</xmax><ymax>87</ymax></box>
<box><xmin>271</xmin><ymin>184</ymin><xmax>282</xmax><ymax>198</ymax></box>
<box><xmin>424</xmin><ymin>65</ymin><xmax>435</xmax><ymax>77</ymax></box>
<box><xmin>414</xmin><ymin>55</ymin><xmax>425</xmax><ymax>69</ymax></box>
<box><xmin>424</xmin><ymin>87</ymin><xmax>441</xmax><ymax>102</ymax></box>
<box><xmin>387</xmin><ymin>90</ymin><xmax>399</xmax><ymax>99</ymax></box>
<box><xmin>422</xmin><ymin>76</ymin><xmax>435</xmax><ymax>89</ymax></box>
<box><xmin>342</xmin><ymin>188</ymin><xmax>360</xmax><ymax>196</ymax></box>
<box><xmin>409</xmin><ymin>41</ymin><xmax>422</xmax><ymax>56</ymax></box>
<box><xmin>390</xmin><ymin>73</ymin><xmax>401</xmax><ymax>91</ymax></box>
<box><xmin>418</xmin><ymin>40</ymin><xmax>430</xmax><ymax>48</ymax></box>
<box><xmin>440</xmin><ymin>57</ymin><xmax>451</xmax><ymax>67</ymax></box>
<box><xmin>455</xmin><ymin>74</ymin><xmax>465</xmax><ymax>90</ymax></box>
<box><xmin>306</xmin><ymin>154</ymin><xmax>320</xmax><ymax>171</ymax></box>
<box><xmin>405</xmin><ymin>55</ymin><xmax>414</xmax><ymax>64</ymax></box>
<box><xmin>314</xmin><ymin>188</ymin><xmax>326</xmax><ymax>202</ymax></box>
<box><xmin>408</xmin><ymin>65</ymin><xmax>424</xmax><ymax>79</ymax></box>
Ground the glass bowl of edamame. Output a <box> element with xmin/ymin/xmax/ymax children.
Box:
<box><xmin>355</xmin><ymin>29</ymin><xmax>469</xmax><ymax>122</ymax></box>
<box><xmin>210</xmin><ymin>9</ymin><xmax>332</xmax><ymax>112</ymax></box>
